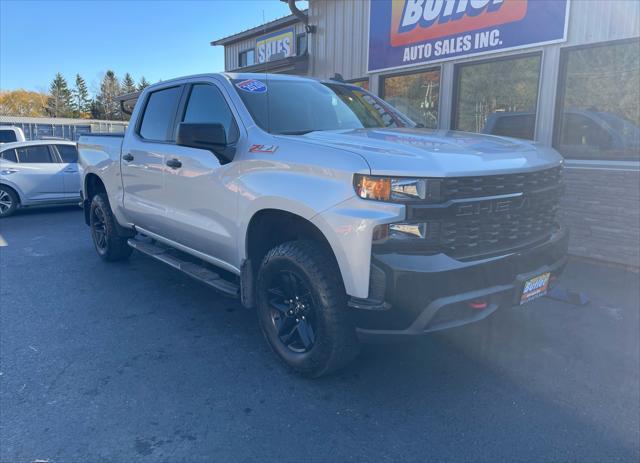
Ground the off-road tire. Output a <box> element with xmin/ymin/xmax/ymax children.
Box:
<box><xmin>90</xmin><ymin>193</ymin><xmax>133</xmax><ymax>262</ymax></box>
<box><xmin>256</xmin><ymin>240</ymin><xmax>360</xmax><ymax>377</ymax></box>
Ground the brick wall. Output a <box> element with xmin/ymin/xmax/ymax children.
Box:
<box><xmin>561</xmin><ymin>166</ymin><xmax>640</xmax><ymax>267</ymax></box>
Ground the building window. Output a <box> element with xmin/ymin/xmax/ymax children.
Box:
<box><xmin>453</xmin><ymin>54</ymin><xmax>541</xmax><ymax>140</ymax></box>
<box><xmin>349</xmin><ymin>79</ymin><xmax>369</xmax><ymax>91</ymax></box>
<box><xmin>381</xmin><ymin>69</ymin><xmax>440</xmax><ymax>129</ymax></box>
<box><xmin>296</xmin><ymin>33</ymin><xmax>307</xmax><ymax>56</ymax></box>
<box><xmin>554</xmin><ymin>40</ymin><xmax>640</xmax><ymax>160</ymax></box>
<box><xmin>239</xmin><ymin>49</ymin><xmax>255</xmax><ymax>68</ymax></box>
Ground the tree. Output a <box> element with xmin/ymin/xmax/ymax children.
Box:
<box><xmin>0</xmin><ymin>90</ymin><xmax>48</xmax><ymax>116</ymax></box>
<box><xmin>96</xmin><ymin>70</ymin><xmax>121</xmax><ymax>120</ymax></box>
<box><xmin>121</xmin><ymin>73</ymin><xmax>137</xmax><ymax>95</ymax></box>
<box><xmin>89</xmin><ymin>99</ymin><xmax>102</xmax><ymax>119</ymax></box>
<box><xmin>137</xmin><ymin>76</ymin><xmax>150</xmax><ymax>91</ymax></box>
<box><xmin>46</xmin><ymin>73</ymin><xmax>73</xmax><ymax>117</ymax></box>
<box><xmin>72</xmin><ymin>74</ymin><xmax>91</xmax><ymax>118</ymax></box>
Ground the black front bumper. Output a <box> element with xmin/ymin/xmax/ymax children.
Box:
<box><xmin>352</xmin><ymin>227</ymin><xmax>569</xmax><ymax>339</ymax></box>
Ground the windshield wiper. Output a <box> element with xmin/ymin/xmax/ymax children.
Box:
<box><xmin>277</xmin><ymin>130</ymin><xmax>315</xmax><ymax>135</ymax></box>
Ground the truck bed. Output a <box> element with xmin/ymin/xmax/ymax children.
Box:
<box><xmin>78</xmin><ymin>133</ymin><xmax>124</xmax><ymax>168</ymax></box>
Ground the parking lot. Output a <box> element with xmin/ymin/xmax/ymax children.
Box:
<box><xmin>0</xmin><ymin>206</ymin><xmax>638</xmax><ymax>462</ymax></box>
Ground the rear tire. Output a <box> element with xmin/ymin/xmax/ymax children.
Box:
<box><xmin>256</xmin><ymin>240</ymin><xmax>360</xmax><ymax>377</ymax></box>
<box><xmin>0</xmin><ymin>185</ymin><xmax>18</xmax><ymax>218</ymax></box>
<box><xmin>90</xmin><ymin>193</ymin><xmax>133</xmax><ymax>262</ymax></box>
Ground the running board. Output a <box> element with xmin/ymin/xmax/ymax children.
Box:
<box><xmin>127</xmin><ymin>238</ymin><xmax>239</xmax><ymax>297</ymax></box>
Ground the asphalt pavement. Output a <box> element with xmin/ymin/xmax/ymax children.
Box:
<box><xmin>1</xmin><ymin>206</ymin><xmax>638</xmax><ymax>462</ymax></box>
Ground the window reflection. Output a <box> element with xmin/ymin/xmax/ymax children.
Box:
<box><xmin>454</xmin><ymin>54</ymin><xmax>541</xmax><ymax>140</ymax></box>
<box><xmin>382</xmin><ymin>70</ymin><xmax>440</xmax><ymax>129</ymax></box>
<box><xmin>555</xmin><ymin>41</ymin><xmax>640</xmax><ymax>160</ymax></box>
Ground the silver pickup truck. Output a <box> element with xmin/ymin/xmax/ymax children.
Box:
<box><xmin>79</xmin><ymin>73</ymin><xmax>568</xmax><ymax>377</ymax></box>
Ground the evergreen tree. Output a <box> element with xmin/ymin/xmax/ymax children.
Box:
<box><xmin>72</xmin><ymin>74</ymin><xmax>91</xmax><ymax>118</ymax></box>
<box><xmin>137</xmin><ymin>76</ymin><xmax>150</xmax><ymax>91</ymax></box>
<box><xmin>89</xmin><ymin>99</ymin><xmax>102</xmax><ymax>119</ymax></box>
<box><xmin>96</xmin><ymin>70</ymin><xmax>121</xmax><ymax>120</ymax></box>
<box><xmin>46</xmin><ymin>73</ymin><xmax>73</xmax><ymax>117</ymax></box>
<box><xmin>121</xmin><ymin>73</ymin><xmax>137</xmax><ymax>94</ymax></box>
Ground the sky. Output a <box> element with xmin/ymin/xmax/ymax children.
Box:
<box><xmin>0</xmin><ymin>0</ymin><xmax>303</xmax><ymax>95</ymax></box>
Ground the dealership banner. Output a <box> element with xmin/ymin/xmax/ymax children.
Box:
<box><xmin>368</xmin><ymin>0</ymin><xmax>570</xmax><ymax>72</ymax></box>
<box><xmin>256</xmin><ymin>27</ymin><xmax>295</xmax><ymax>64</ymax></box>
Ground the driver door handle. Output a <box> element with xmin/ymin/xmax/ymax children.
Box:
<box><xmin>122</xmin><ymin>153</ymin><xmax>134</xmax><ymax>162</ymax></box>
<box><xmin>166</xmin><ymin>158</ymin><xmax>182</xmax><ymax>169</ymax></box>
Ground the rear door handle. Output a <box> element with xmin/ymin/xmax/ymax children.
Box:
<box><xmin>122</xmin><ymin>153</ymin><xmax>134</xmax><ymax>162</ymax></box>
<box><xmin>166</xmin><ymin>158</ymin><xmax>182</xmax><ymax>169</ymax></box>
<box><xmin>64</xmin><ymin>168</ymin><xmax>77</xmax><ymax>173</ymax></box>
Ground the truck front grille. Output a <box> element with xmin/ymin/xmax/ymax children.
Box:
<box><xmin>441</xmin><ymin>166</ymin><xmax>563</xmax><ymax>200</ymax></box>
<box><xmin>378</xmin><ymin>166</ymin><xmax>564</xmax><ymax>260</ymax></box>
<box><xmin>439</xmin><ymin>191</ymin><xmax>560</xmax><ymax>259</ymax></box>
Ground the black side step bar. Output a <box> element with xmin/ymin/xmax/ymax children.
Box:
<box><xmin>127</xmin><ymin>238</ymin><xmax>239</xmax><ymax>297</ymax></box>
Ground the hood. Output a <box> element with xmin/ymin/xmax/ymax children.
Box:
<box><xmin>297</xmin><ymin>128</ymin><xmax>563</xmax><ymax>177</ymax></box>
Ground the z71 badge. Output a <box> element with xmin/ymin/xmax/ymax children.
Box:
<box><xmin>249</xmin><ymin>144</ymin><xmax>278</xmax><ymax>153</ymax></box>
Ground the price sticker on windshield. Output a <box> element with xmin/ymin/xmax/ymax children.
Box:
<box><xmin>235</xmin><ymin>79</ymin><xmax>267</xmax><ymax>94</ymax></box>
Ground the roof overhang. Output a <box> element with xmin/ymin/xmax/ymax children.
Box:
<box><xmin>211</xmin><ymin>12</ymin><xmax>304</xmax><ymax>46</ymax></box>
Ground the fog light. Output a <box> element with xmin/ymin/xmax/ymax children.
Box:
<box><xmin>389</xmin><ymin>223</ymin><xmax>427</xmax><ymax>239</ymax></box>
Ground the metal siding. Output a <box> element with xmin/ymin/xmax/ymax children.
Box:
<box><xmin>223</xmin><ymin>23</ymin><xmax>306</xmax><ymax>72</ymax></box>
<box><xmin>567</xmin><ymin>0</ymin><xmax>639</xmax><ymax>45</ymax></box>
<box><xmin>308</xmin><ymin>0</ymin><xmax>369</xmax><ymax>80</ymax></box>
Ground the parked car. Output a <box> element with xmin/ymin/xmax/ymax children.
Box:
<box><xmin>0</xmin><ymin>126</ymin><xmax>26</xmax><ymax>144</ymax></box>
<box><xmin>0</xmin><ymin>140</ymin><xmax>81</xmax><ymax>217</ymax></box>
<box><xmin>79</xmin><ymin>73</ymin><xmax>568</xmax><ymax>377</ymax></box>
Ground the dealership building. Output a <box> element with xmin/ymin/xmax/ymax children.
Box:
<box><xmin>213</xmin><ymin>0</ymin><xmax>640</xmax><ymax>267</ymax></box>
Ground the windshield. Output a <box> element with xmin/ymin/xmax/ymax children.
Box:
<box><xmin>232</xmin><ymin>78</ymin><xmax>415</xmax><ymax>134</ymax></box>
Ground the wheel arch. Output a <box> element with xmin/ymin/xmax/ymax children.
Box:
<box><xmin>244</xmin><ymin>208</ymin><xmax>348</xmax><ymax>293</ymax></box>
<box><xmin>0</xmin><ymin>181</ymin><xmax>24</xmax><ymax>205</ymax></box>
<box><xmin>83</xmin><ymin>173</ymin><xmax>107</xmax><ymax>225</ymax></box>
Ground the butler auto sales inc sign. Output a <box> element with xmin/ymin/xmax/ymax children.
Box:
<box><xmin>368</xmin><ymin>0</ymin><xmax>570</xmax><ymax>72</ymax></box>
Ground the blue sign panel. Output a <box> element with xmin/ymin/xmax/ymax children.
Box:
<box><xmin>368</xmin><ymin>0</ymin><xmax>570</xmax><ymax>72</ymax></box>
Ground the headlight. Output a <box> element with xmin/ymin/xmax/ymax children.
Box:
<box><xmin>354</xmin><ymin>175</ymin><xmax>439</xmax><ymax>202</ymax></box>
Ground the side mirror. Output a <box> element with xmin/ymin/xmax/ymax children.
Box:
<box><xmin>177</xmin><ymin>122</ymin><xmax>227</xmax><ymax>150</ymax></box>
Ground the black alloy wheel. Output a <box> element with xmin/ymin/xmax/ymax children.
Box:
<box><xmin>256</xmin><ymin>240</ymin><xmax>360</xmax><ymax>377</ymax></box>
<box><xmin>89</xmin><ymin>193</ymin><xmax>133</xmax><ymax>261</ymax></box>
<box><xmin>267</xmin><ymin>270</ymin><xmax>317</xmax><ymax>353</ymax></box>
<box><xmin>91</xmin><ymin>204</ymin><xmax>108</xmax><ymax>254</ymax></box>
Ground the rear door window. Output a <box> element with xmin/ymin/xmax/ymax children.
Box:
<box><xmin>139</xmin><ymin>86</ymin><xmax>183</xmax><ymax>141</ymax></box>
<box><xmin>15</xmin><ymin>145</ymin><xmax>55</xmax><ymax>163</ymax></box>
<box><xmin>0</xmin><ymin>149</ymin><xmax>18</xmax><ymax>163</ymax></box>
<box><xmin>56</xmin><ymin>144</ymin><xmax>79</xmax><ymax>163</ymax></box>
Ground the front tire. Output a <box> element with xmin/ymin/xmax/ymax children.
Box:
<box><xmin>90</xmin><ymin>193</ymin><xmax>133</xmax><ymax>262</ymax></box>
<box><xmin>0</xmin><ymin>186</ymin><xmax>18</xmax><ymax>218</ymax></box>
<box><xmin>256</xmin><ymin>240</ymin><xmax>360</xmax><ymax>377</ymax></box>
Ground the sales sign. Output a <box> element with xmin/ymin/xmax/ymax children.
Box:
<box><xmin>256</xmin><ymin>27</ymin><xmax>295</xmax><ymax>64</ymax></box>
<box><xmin>368</xmin><ymin>0</ymin><xmax>570</xmax><ymax>72</ymax></box>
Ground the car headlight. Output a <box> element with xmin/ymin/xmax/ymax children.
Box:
<box><xmin>354</xmin><ymin>175</ymin><xmax>440</xmax><ymax>202</ymax></box>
